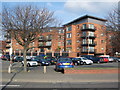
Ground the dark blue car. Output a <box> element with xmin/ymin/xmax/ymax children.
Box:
<box><xmin>55</xmin><ymin>58</ymin><xmax>74</xmax><ymax>71</ymax></box>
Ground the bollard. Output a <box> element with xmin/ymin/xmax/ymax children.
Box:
<box><xmin>43</xmin><ymin>66</ymin><xmax>46</xmax><ymax>73</ymax></box>
<box><xmin>8</xmin><ymin>64</ymin><xmax>12</xmax><ymax>73</ymax></box>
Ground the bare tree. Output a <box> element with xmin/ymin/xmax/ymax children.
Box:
<box><xmin>105</xmin><ymin>5</ymin><xmax>120</xmax><ymax>56</ymax></box>
<box><xmin>2</xmin><ymin>5</ymin><xmax>59</xmax><ymax>72</ymax></box>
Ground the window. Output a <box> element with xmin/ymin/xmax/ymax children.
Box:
<box><xmin>66</xmin><ymin>33</ymin><xmax>72</xmax><ymax>38</ymax></box>
<box><xmin>46</xmin><ymin>41</ymin><xmax>51</xmax><ymax>46</ymax></box>
<box><xmin>66</xmin><ymin>40</ymin><xmax>72</xmax><ymax>45</ymax></box>
<box><xmin>82</xmin><ymin>32</ymin><xmax>86</xmax><ymax>36</ymax></box>
<box><xmin>88</xmin><ymin>24</ymin><xmax>94</xmax><ymax>29</ymax></box>
<box><xmin>101</xmin><ymin>48</ymin><xmax>104</xmax><ymax>50</ymax></box>
<box><xmin>39</xmin><ymin>42</ymin><xmax>44</xmax><ymax>46</ymax></box>
<box><xmin>82</xmin><ymin>39</ymin><xmax>87</xmax><ymax>44</ymax></box>
<box><xmin>77</xmin><ymin>40</ymin><xmax>80</xmax><ymax>43</ymax></box>
<box><xmin>101</xmin><ymin>40</ymin><xmax>105</xmax><ymax>43</ymax></box>
<box><xmin>66</xmin><ymin>26</ymin><xmax>72</xmax><ymax>31</ymax></box>
<box><xmin>77</xmin><ymin>25</ymin><xmax>79</xmax><ymax>29</ymax></box>
<box><xmin>66</xmin><ymin>47</ymin><xmax>72</xmax><ymax>51</ymax></box>
<box><xmin>59</xmin><ymin>29</ymin><xmax>64</xmax><ymax>33</ymax></box>
<box><xmin>82</xmin><ymin>47</ymin><xmax>87</xmax><ymax>52</ymax></box>
<box><xmin>88</xmin><ymin>32</ymin><xmax>94</xmax><ymax>36</ymax></box>
<box><xmin>58</xmin><ymin>42</ymin><xmax>61</xmax><ymax>46</ymax></box>
<box><xmin>100</xmin><ymin>33</ymin><xmax>104</xmax><ymax>36</ymax></box>
<box><xmin>82</xmin><ymin>24</ymin><xmax>87</xmax><ymax>29</ymax></box>
<box><xmin>16</xmin><ymin>43</ymin><xmax>19</xmax><ymax>45</ymax></box>
<box><xmin>88</xmin><ymin>47</ymin><xmax>94</xmax><ymax>52</ymax></box>
<box><xmin>88</xmin><ymin>39</ymin><xmax>93</xmax><ymax>44</ymax></box>
<box><xmin>39</xmin><ymin>36</ymin><xmax>44</xmax><ymax>40</ymax></box>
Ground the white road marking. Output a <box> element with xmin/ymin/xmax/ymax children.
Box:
<box><xmin>0</xmin><ymin>85</ymin><xmax>20</xmax><ymax>87</ymax></box>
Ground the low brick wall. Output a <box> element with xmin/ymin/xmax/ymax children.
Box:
<box><xmin>64</xmin><ymin>68</ymin><xmax>119</xmax><ymax>74</ymax></box>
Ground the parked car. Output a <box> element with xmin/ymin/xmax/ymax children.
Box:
<box><xmin>38</xmin><ymin>58</ymin><xmax>51</xmax><ymax>66</ymax></box>
<box><xmin>75</xmin><ymin>57</ymin><xmax>93</xmax><ymax>65</ymax></box>
<box><xmin>14</xmin><ymin>56</ymin><xmax>23</xmax><ymax>62</ymax></box>
<box><xmin>111</xmin><ymin>57</ymin><xmax>120</xmax><ymax>62</ymax></box>
<box><xmin>55</xmin><ymin>58</ymin><xmax>74</xmax><ymax>71</ymax></box>
<box><xmin>70</xmin><ymin>57</ymin><xmax>84</xmax><ymax>65</ymax></box>
<box><xmin>46</xmin><ymin>57</ymin><xmax>57</xmax><ymax>65</ymax></box>
<box><xmin>98</xmin><ymin>57</ymin><xmax>109</xmax><ymax>63</ymax></box>
<box><xmin>98</xmin><ymin>55</ymin><xmax>113</xmax><ymax>62</ymax></box>
<box><xmin>1</xmin><ymin>54</ymin><xmax>10</xmax><ymax>61</ymax></box>
<box><xmin>21</xmin><ymin>59</ymin><xmax>38</xmax><ymax>67</ymax></box>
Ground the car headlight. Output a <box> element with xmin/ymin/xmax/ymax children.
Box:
<box><xmin>42</xmin><ymin>62</ymin><xmax>45</xmax><ymax>63</ymax></box>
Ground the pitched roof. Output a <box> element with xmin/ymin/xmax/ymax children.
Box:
<box><xmin>63</xmin><ymin>15</ymin><xmax>107</xmax><ymax>26</ymax></box>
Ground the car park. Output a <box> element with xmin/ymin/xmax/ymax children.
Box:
<box><xmin>55</xmin><ymin>58</ymin><xmax>74</xmax><ymax>71</ymax></box>
<box><xmin>21</xmin><ymin>59</ymin><xmax>38</xmax><ymax>67</ymax></box>
<box><xmin>70</xmin><ymin>57</ymin><xmax>84</xmax><ymax>65</ymax></box>
<box><xmin>75</xmin><ymin>57</ymin><xmax>93</xmax><ymax>65</ymax></box>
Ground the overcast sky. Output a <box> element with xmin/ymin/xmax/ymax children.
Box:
<box><xmin>0</xmin><ymin>0</ymin><xmax>119</xmax><ymax>40</ymax></box>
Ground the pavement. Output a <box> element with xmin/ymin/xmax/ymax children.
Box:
<box><xmin>1</xmin><ymin>61</ymin><xmax>119</xmax><ymax>89</ymax></box>
<box><xmin>2</xmin><ymin>62</ymin><xmax>119</xmax><ymax>83</ymax></box>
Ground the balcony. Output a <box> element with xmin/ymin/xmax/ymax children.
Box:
<box><xmin>81</xmin><ymin>27</ymin><xmax>96</xmax><ymax>31</ymax></box>
<box><xmin>6</xmin><ymin>45</ymin><xmax>11</xmax><ymax>49</ymax></box>
<box><xmin>6</xmin><ymin>40</ymin><xmax>11</xmax><ymax>43</ymax></box>
<box><xmin>38</xmin><ymin>37</ymin><xmax>52</xmax><ymax>42</ymax></box>
<box><xmin>81</xmin><ymin>43</ymin><xmax>96</xmax><ymax>46</ymax></box>
<box><xmin>81</xmin><ymin>35</ymin><xmax>96</xmax><ymax>39</ymax></box>
<box><xmin>38</xmin><ymin>44</ymin><xmax>51</xmax><ymax>48</ymax></box>
<box><xmin>81</xmin><ymin>50</ymin><xmax>95</xmax><ymax>54</ymax></box>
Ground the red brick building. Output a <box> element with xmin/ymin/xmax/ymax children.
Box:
<box><xmin>4</xmin><ymin>15</ymin><xmax>109</xmax><ymax>57</ymax></box>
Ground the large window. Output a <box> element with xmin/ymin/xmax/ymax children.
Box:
<box><xmin>88</xmin><ymin>47</ymin><xmax>94</xmax><ymax>52</ymax></box>
<box><xmin>88</xmin><ymin>32</ymin><xmax>94</xmax><ymax>36</ymax></box>
<box><xmin>66</xmin><ymin>33</ymin><xmax>72</xmax><ymax>38</ymax></box>
<box><xmin>66</xmin><ymin>40</ymin><xmax>72</xmax><ymax>45</ymax></box>
<box><xmin>66</xmin><ymin>47</ymin><xmax>72</xmax><ymax>51</ymax></box>
<box><xmin>66</xmin><ymin>26</ymin><xmax>72</xmax><ymax>31</ymax></box>
<box><xmin>82</xmin><ymin>47</ymin><xmax>87</xmax><ymax>52</ymax></box>
<box><xmin>88</xmin><ymin>24</ymin><xmax>94</xmax><ymax>29</ymax></box>
<box><xmin>46</xmin><ymin>41</ymin><xmax>51</xmax><ymax>46</ymax></box>
<box><xmin>59</xmin><ymin>29</ymin><xmax>64</xmax><ymax>33</ymax></box>
<box><xmin>82</xmin><ymin>24</ymin><xmax>87</xmax><ymax>29</ymax></box>
<box><xmin>82</xmin><ymin>39</ymin><xmax>87</xmax><ymax>44</ymax></box>
<box><xmin>82</xmin><ymin>32</ymin><xmax>86</xmax><ymax>36</ymax></box>
<box><xmin>88</xmin><ymin>39</ymin><xmax>93</xmax><ymax>44</ymax></box>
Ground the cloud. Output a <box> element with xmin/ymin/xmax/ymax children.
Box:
<box><xmin>64</xmin><ymin>1</ymin><xmax>117</xmax><ymax>17</ymax></box>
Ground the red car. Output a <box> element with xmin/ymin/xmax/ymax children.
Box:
<box><xmin>99</xmin><ymin>57</ymin><xmax>109</xmax><ymax>63</ymax></box>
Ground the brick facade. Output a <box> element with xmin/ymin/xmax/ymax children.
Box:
<box><xmin>4</xmin><ymin>15</ymin><xmax>110</xmax><ymax>57</ymax></box>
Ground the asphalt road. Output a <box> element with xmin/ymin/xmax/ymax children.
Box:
<box><xmin>1</xmin><ymin>60</ymin><xmax>119</xmax><ymax>89</ymax></box>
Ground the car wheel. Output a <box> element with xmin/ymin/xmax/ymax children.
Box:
<box><xmin>75</xmin><ymin>63</ymin><xmax>78</xmax><ymax>65</ymax></box>
<box><xmin>97</xmin><ymin>61</ymin><xmax>100</xmax><ymax>64</ymax></box>
<box><xmin>83</xmin><ymin>62</ymin><xmax>86</xmax><ymax>65</ymax></box>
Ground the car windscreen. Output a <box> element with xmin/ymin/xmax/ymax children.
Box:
<box><xmin>82</xmin><ymin>57</ymin><xmax>89</xmax><ymax>60</ymax></box>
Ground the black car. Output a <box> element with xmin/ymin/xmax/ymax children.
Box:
<box><xmin>81</xmin><ymin>55</ymin><xmax>101</xmax><ymax>63</ymax></box>
<box><xmin>70</xmin><ymin>58</ymin><xmax>84</xmax><ymax>65</ymax></box>
<box><xmin>46</xmin><ymin>57</ymin><xmax>57</xmax><ymax>65</ymax></box>
<box><xmin>14</xmin><ymin>56</ymin><xmax>24</xmax><ymax>62</ymax></box>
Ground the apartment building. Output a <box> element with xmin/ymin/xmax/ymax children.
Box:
<box><xmin>63</xmin><ymin>15</ymin><xmax>107</xmax><ymax>57</ymax></box>
<box><xmin>4</xmin><ymin>15</ymin><xmax>108</xmax><ymax>57</ymax></box>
